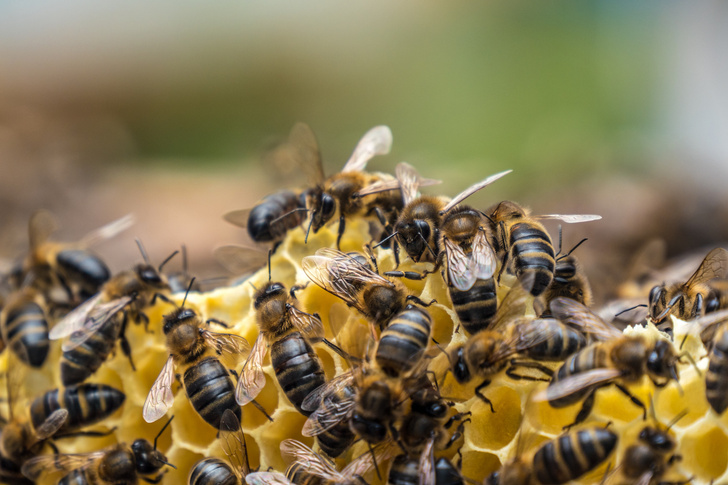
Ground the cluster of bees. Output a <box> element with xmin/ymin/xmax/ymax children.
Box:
<box><xmin>1</xmin><ymin>123</ymin><xmax>728</xmax><ymax>485</ymax></box>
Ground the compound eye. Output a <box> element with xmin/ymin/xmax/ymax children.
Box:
<box><xmin>269</xmin><ymin>283</ymin><xmax>285</xmax><ymax>294</ymax></box>
<box><xmin>321</xmin><ymin>195</ymin><xmax>336</xmax><ymax>219</ymax></box>
<box><xmin>415</xmin><ymin>220</ymin><xmax>431</xmax><ymax>241</ymax></box>
<box><xmin>139</xmin><ymin>266</ymin><xmax>162</xmax><ymax>285</ymax></box>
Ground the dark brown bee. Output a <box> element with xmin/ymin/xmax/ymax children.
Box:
<box><xmin>10</xmin><ymin>210</ymin><xmax>132</xmax><ymax>309</ymax></box>
<box><xmin>706</xmin><ymin>321</ymin><xmax>728</xmax><ymax>415</ymax></box>
<box><xmin>188</xmin><ymin>409</ymin><xmax>250</xmax><ymax>485</ymax></box>
<box><xmin>448</xmin><ymin>277</ymin><xmax>499</xmax><ymax>336</ymax></box>
<box><xmin>236</xmin><ymin>281</ymin><xmax>326</xmax><ymax>416</ymax></box>
<box><xmin>0</xmin><ymin>287</ymin><xmax>50</xmax><ymax>367</ymax></box>
<box><xmin>301</xmin><ymin>376</ymin><xmax>357</xmax><ymax>458</ymax></box>
<box><xmin>21</xmin><ymin>416</ymin><xmax>175</xmax><ymax>485</ymax></box>
<box><xmin>618</xmin><ymin>423</ymin><xmax>685</xmax><ymax>485</ymax></box>
<box><xmin>375</xmin><ymin>303</ymin><xmax>433</xmax><ymax>378</ymax></box>
<box><xmin>485</xmin><ymin>426</ymin><xmax>618</xmax><ymax>485</ymax></box>
<box><xmin>143</xmin><ymin>291</ymin><xmax>250</xmax><ymax>429</ymax></box>
<box><xmin>648</xmin><ymin>248</ymin><xmax>728</xmax><ymax>327</ymax></box>
<box><xmin>488</xmin><ymin>201</ymin><xmax>600</xmax><ymax>297</ymax></box>
<box><xmin>50</xmin><ymin>241</ymin><xmax>174</xmax><ymax>385</ymax></box>
<box><xmin>30</xmin><ymin>383</ymin><xmax>125</xmax><ymax>433</ymax></box>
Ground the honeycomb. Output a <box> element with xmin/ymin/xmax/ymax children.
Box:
<box><xmin>5</xmin><ymin>215</ymin><xmax>728</xmax><ymax>485</ymax></box>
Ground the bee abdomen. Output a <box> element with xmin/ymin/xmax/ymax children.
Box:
<box><xmin>56</xmin><ymin>249</ymin><xmax>111</xmax><ymax>295</ymax></box>
<box><xmin>375</xmin><ymin>307</ymin><xmax>432</xmax><ymax>376</ymax></box>
<box><xmin>548</xmin><ymin>346</ymin><xmax>601</xmax><ymax>407</ymax></box>
<box><xmin>30</xmin><ymin>383</ymin><xmax>125</xmax><ymax>431</ymax></box>
<box><xmin>524</xmin><ymin>320</ymin><xmax>586</xmax><ymax>361</ymax></box>
<box><xmin>188</xmin><ymin>458</ymin><xmax>239</xmax><ymax>485</ymax></box>
<box><xmin>271</xmin><ymin>332</ymin><xmax>326</xmax><ymax>416</ymax></box>
<box><xmin>532</xmin><ymin>427</ymin><xmax>617</xmax><ymax>484</ymax></box>
<box><xmin>707</xmin><ymin>327</ymin><xmax>728</xmax><ymax>414</ymax></box>
<box><xmin>435</xmin><ymin>458</ymin><xmax>464</xmax><ymax>485</ymax></box>
<box><xmin>60</xmin><ymin>317</ymin><xmax>122</xmax><ymax>386</ymax></box>
<box><xmin>184</xmin><ymin>357</ymin><xmax>241</xmax><ymax>429</ymax></box>
<box><xmin>315</xmin><ymin>385</ymin><xmax>356</xmax><ymax>458</ymax></box>
<box><xmin>449</xmin><ymin>278</ymin><xmax>498</xmax><ymax>335</ymax></box>
<box><xmin>248</xmin><ymin>190</ymin><xmax>303</xmax><ymax>243</ymax></box>
<box><xmin>510</xmin><ymin>222</ymin><xmax>555</xmax><ymax>296</ymax></box>
<box><xmin>286</xmin><ymin>462</ymin><xmax>325</xmax><ymax>485</ymax></box>
<box><xmin>387</xmin><ymin>454</ymin><xmax>420</xmax><ymax>485</ymax></box>
<box><xmin>4</xmin><ymin>301</ymin><xmax>49</xmax><ymax>367</ymax></box>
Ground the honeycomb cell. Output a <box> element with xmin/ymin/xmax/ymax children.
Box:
<box><xmin>427</xmin><ymin>303</ymin><xmax>455</xmax><ymax>347</ymax></box>
<box><xmin>167</xmin><ymin>447</ymin><xmax>204</xmax><ymax>481</ymax></box>
<box><xmin>680</xmin><ymin>426</ymin><xmax>728</xmax><ymax>481</ymax></box>
<box><xmin>655</xmin><ymin>366</ymin><xmax>709</xmax><ymax>428</ymax></box>
<box><xmin>170</xmin><ymin>396</ymin><xmax>219</xmax><ymax>452</ymax></box>
<box><xmin>258</xmin><ymin>411</ymin><xmax>313</xmax><ymax>472</ymax></box>
<box><xmin>241</xmin><ymin>370</ymin><xmax>279</xmax><ymax>430</ymax></box>
<box><xmin>467</xmin><ymin>385</ymin><xmax>522</xmax><ymax>450</ymax></box>
<box><xmin>460</xmin><ymin>449</ymin><xmax>501</xmax><ymax>482</ymax></box>
<box><xmin>315</xmin><ymin>345</ymin><xmax>337</xmax><ymax>381</ymax></box>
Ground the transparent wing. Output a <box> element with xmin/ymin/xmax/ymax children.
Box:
<box><xmin>472</xmin><ymin>228</ymin><xmax>497</xmax><ymax>280</ymax></box>
<box><xmin>246</xmin><ymin>471</ymin><xmax>295</xmax><ymax>485</ymax></box>
<box><xmin>220</xmin><ymin>409</ymin><xmax>250</xmax><ymax>477</ymax></box>
<box><xmin>419</xmin><ymin>438</ymin><xmax>436</xmax><ymax>485</ymax></box>
<box><xmin>288</xmin><ymin>305</ymin><xmax>325</xmax><ymax>340</ymax></box>
<box><xmin>693</xmin><ymin>308</ymin><xmax>728</xmax><ymax>333</ymax></box>
<box><xmin>549</xmin><ymin>297</ymin><xmax>622</xmax><ymax>341</ymax></box>
<box><xmin>61</xmin><ymin>297</ymin><xmax>132</xmax><ymax>352</ymax></box>
<box><xmin>684</xmin><ymin>248</ymin><xmax>728</xmax><ymax>289</ymax></box>
<box><xmin>79</xmin><ymin>214</ymin><xmax>135</xmax><ymax>247</ymax></box>
<box><xmin>28</xmin><ymin>209</ymin><xmax>58</xmax><ymax>249</ymax></box>
<box><xmin>537</xmin><ymin>214</ymin><xmax>602</xmax><ymax>223</ymax></box>
<box><xmin>341</xmin><ymin>440</ymin><xmax>398</xmax><ymax>480</ymax></box>
<box><xmin>444</xmin><ymin>238</ymin><xmax>475</xmax><ymax>291</ymax></box>
<box><xmin>487</xmin><ymin>319</ymin><xmax>555</xmax><ymax>364</ymax></box>
<box><xmin>533</xmin><ymin>368</ymin><xmax>622</xmax><ymax>402</ymax></box>
<box><xmin>203</xmin><ymin>330</ymin><xmax>251</xmax><ymax>369</ymax></box>
<box><xmin>314</xmin><ymin>248</ymin><xmax>393</xmax><ymax>288</ymax></box>
<box><xmin>213</xmin><ymin>244</ymin><xmax>268</xmax><ymax>275</ymax></box>
<box><xmin>354</xmin><ymin>179</ymin><xmax>403</xmax><ymax>198</ymax></box>
<box><xmin>35</xmin><ymin>408</ymin><xmax>68</xmax><ymax>440</ymax></box>
<box><xmin>396</xmin><ymin>162</ymin><xmax>424</xmax><ymax>206</ymax></box>
<box><xmin>143</xmin><ymin>355</ymin><xmax>176</xmax><ymax>423</ymax></box>
<box><xmin>301</xmin><ymin>370</ymin><xmax>355</xmax><ymax>412</ymax></box>
<box><xmin>49</xmin><ymin>293</ymin><xmax>103</xmax><ymax>340</ymax></box>
<box><xmin>440</xmin><ymin>169</ymin><xmax>512</xmax><ymax>215</ymax></box>
<box><xmin>302</xmin><ymin>385</ymin><xmax>356</xmax><ymax>437</ymax></box>
<box><xmin>342</xmin><ymin>125</ymin><xmax>393</xmax><ymax>173</ymax></box>
<box><xmin>289</xmin><ymin>122</ymin><xmax>325</xmax><ymax>185</ymax></box>
<box><xmin>490</xmin><ymin>284</ymin><xmax>530</xmax><ymax>332</ymax></box>
<box><xmin>635</xmin><ymin>471</ymin><xmax>655</xmax><ymax>485</ymax></box>
<box><xmin>280</xmin><ymin>439</ymin><xmax>341</xmax><ymax>481</ymax></box>
<box><xmin>223</xmin><ymin>209</ymin><xmax>253</xmax><ymax>229</ymax></box>
<box><xmin>21</xmin><ymin>451</ymin><xmax>105</xmax><ymax>481</ymax></box>
<box><xmin>236</xmin><ymin>334</ymin><xmax>267</xmax><ymax>406</ymax></box>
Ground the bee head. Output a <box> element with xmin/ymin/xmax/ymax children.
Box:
<box><xmin>646</xmin><ymin>340</ymin><xmax>679</xmax><ymax>382</ymax></box>
<box><xmin>639</xmin><ymin>426</ymin><xmax>675</xmax><ymax>453</ymax></box>
<box><xmin>450</xmin><ymin>346</ymin><xmax>471</xmax><ymax>384</ymax></box>
<box><xmin>133</xmin><ymin>416</ymin><xmax>176</xmax><ymax>475</ymax></box>
<box><xmin>254</xmin><ymin>282</ymin><xmax>287</xmax><ymax>309</ymax></box>
<box><xmin>310</xmin><ymin>190</ymin><xmax>337</xmax><ymax>233</ymax></box>
<box><xmin>395</xmin><ymin>219</ymin><xmax>432</xmax><ymax>262</ymax></box>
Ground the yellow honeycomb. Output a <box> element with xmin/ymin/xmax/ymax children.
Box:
<box><xmin>8</xmin><ymin>217</ymin><xmax>728</xmax><ymax>485</ymax></box>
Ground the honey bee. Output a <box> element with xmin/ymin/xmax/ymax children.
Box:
<box><xmin>11</xmin><ymin>210</ymin><xmax>133</xmax><ymax>309</ymax></box>
<box><xmin>30</xmin><ymin>383</ymin><xmax>125</xmax><ymax>434</ymax></box>
<box><xmin>49</xmin><ymin>242</ymin><xmax>175</xmax><ymax>385</ymax></box>
<box><xmin>143</xmin><ymin>288</ymin><xmax>250</xmax><ymax>429</ymax></box>
<box><xmin>301</xmin><ymin>375</ymin><xmax>357</xmax><ymax>458</ymax></box>
<box><xmin>487</xmin><ymin>200</ymin><xmax>600</xmax><ymax>297</ymax></box>
<box><xmin>648</xmin><ymin>247</ymin><xmax>728</xmax><ymax>327</ymax></box>
<box><xmin>21</xmin><ymin>416</ymin><xmax>175</xmax><ymax>484</ymax></box>
<box><xmin>536</xmin><ymin>297</ymin><xmax>687</xmax><ymax>428</ymax></box>
<box><xmin>188</xmin><ymin>409</ymin><xmax>250</xmax><ymax>485</ymax></box>
<box><xmin>0</xmin><ymin>287</ymin><xmax>50</xmax><ymax>367</ymax></box>
<box><xmin>485</xmin><ymin>426</ymin><xmax>618</xmax><ymax>485</ymax></box>
<box><xmin>235</xmin><ymin>280</ymin><xmax>326</xmax><ymax>416</ymax></box>
<box><xmin>387</xmin><ymin>454</ymin><xmax>465</xmax><ymax>485</ymax></box>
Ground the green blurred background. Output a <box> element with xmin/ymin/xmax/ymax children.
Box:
<box><xmin>1</xmin><ymin>0</ymin><xmax>727</xmax><ymax>299</ymax></box>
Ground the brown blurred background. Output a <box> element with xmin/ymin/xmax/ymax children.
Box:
<box><xmin>2</xmin><ymin>1</ymin><xmax>728</xmax><ymax>302</ymax></box>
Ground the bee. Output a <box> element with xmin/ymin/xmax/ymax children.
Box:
<box><xmin>143</xmin><ymin>286</ymin><xmax>250</xmax><ymax>429</ymax></box>
<box><xmin>648</xmin><ymin>247</ymin><xmax>728</xmax><ymax>327</ymax></box>
<box><xmin>485</xmin><ymin>426</ymin><xmax>618</xmax><ymax>485</ymax></box>
<box><xmin>235</xmin><ymin>280</ymin><xmax>326</xmax><ymax>416</ymax></box>
<box><xmin>188</xmin><ymin>409</ymin><xmax>250</xmax><ymax>485</ymax></box>
<box><xmin>536</xmin><ymin>297</ymin><xmax>688</xmax><ymax>428</ymax></box>
<box><xmin>536</xmin><ymin>234</ymin><xmax>592</xmax><ymax>317</ymax></box>
<box><xmin>11</xmin><ymin>210</ymin><xmax>133</xmax><ymax>309</ymax></box>
<box><xmin>301</xmin><ymin>376</ymin><xmax>357</xmax><ymax>458</ymax></box>
<box><xmin>30</xmin><ymin>383</ymin><xmax>125</xmax><ymax>434</ymax></box>
<box><xmin>21</xmin><ymin>415</ymin><xmax>175</xmax><ymax>484</ymax></box>
<box><xmin>49</xmin><ymin>243</ymin><xmax>175</xmax><ymax>385</ymax></box>
<box><xmin>447</xmin><ymin>286</ymin><xmax>587</xmax><ymax>413</ymax></box>
<box><xmin>0</xmin><ymin>287</ymin><xmax>50</xmax><ymax>367</ymax></box>
<box><xmin>487</xmin><ymin>200</ymin><xmax>600</xmax><ymax>297</ymax></box>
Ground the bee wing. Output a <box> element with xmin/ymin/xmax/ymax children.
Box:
<box><xmin>213</xmin><ymin>244</ymin><xmax>268</xmax><ymax>275</ymax></box>
<box><xmin>472</xmin><ymin>228</ymin><xmax>497</xmax><ymax>280</ymax></box>
<box><xmin>444</xmin><ymin>238</ymin><xmax>475</xmax><ymax>291</ymax></box>
<box><xmin>693</xmin><ymin>308</ymin><xmax>728</xmax><ymax>333</ymax></box>
<box><xmin>48</xmin><ymin>293</ymin><xmax>103</xmax><ymax>340</ymax></box>
<box><xmin>395</xmin><ymin>162</ymin><xmax>425</xmax><ymax>205</ymax></box>
<box><xmin>288</xmin><ymin>305</ymin><xmax>325</xmax><ymax>340</ymax></box>
<box><xmin>203</xmin><ymin>330</ymin><xmax>251</xmax><ymax>368</ymax></box>
<box><xmin>21</xmin><ymin>451</ymin><xmax>106</xmax><ymax>481</ymax></box>
<box><xmin>342</xmin><ymin>125</ymin><xmax>393</xmax><ymax>174</ymax></box>
<box><xmin>549</xmin><ymin>297</ymin><xmax>622</xmax><ymax>341</ymax></box>
<box><xmin>302</xmin><ymin>391</ymin><xmax>356</xmax><ymax>437</ymax></box>
<box><xmin>61</xmin><ymin>296</ymin><xmax>133</xmax><ymax>352</ymax></box>
<box><xmin>28</xmin><ymin>209</ymin><xmax>58</xmax><ymax>249</ymax></box>
<box><xmin>289</xmin><ymin>122</ymin><xmax>325</xmax><ymax>185</ymax></box>
<box><xmin>490</xmin><ymin>284</ymin><xmax>530</xmax><ymax>333</ymax></box>
<box><xmin>354</xmin><ymin>178</ymin><xmax>403</xmax><ymax>198</ymax></box>
<box><xmin>341</xmin><ymin>440</ymin><xmax>399</xmax><ymax>480</ymax></box>
<box><xmin>280</xmin><ymin>439</ymin><xmax>341</xmax><ymax>481</ymax></box>
<box><xmin>236</xmin><ymin>334</ymin><xmax>267</xmax><ymax>406</ymax></box>
<box><xmin>533</xmin><ymin>368</ymin><xmax>622</xmax><ymax>402</ymax></box>
<box><xmin>79</xmin><ymin>214</ymin><xmax>135</xmax><ymax>247</ymax></box>
<box><xmin>684</xmin><ymin>248</ymin><xmax>728</xmax><ymax>289</ymax></box>
<box><xmin>439</xmin><ymin>169</ymin><xmax>512</xmax><ymax>215</ymax></box>
<box><xmin>418</xmin><ymin>438</ymin><xmax>436</xmax><ymax>485</ymax></box>
<box><xmin>222</xmin><ymin>209</ymin><xmax>253</xmax><ymax>229</ymax></box>
<box><xmin>246</xmin><ymin>471</ymin><xmax>295</xmax><ymax>485</ymax></box>
<box><xmin>220</xmin><ymin>409</ymin><xmax>250</xmax><ymax>477</ymax></box>
<box><xmin>537</xmin><ymin>214</ymin><xmax>602</xmax><ymax>223</ymax></box>
<box><xmin>488</xmin><ymin>320</ymin><xmax>554</xmax><ymax>363</ymax></box>
<box><xmin>143</xmin><ymin>355</ymin><xmax>176</xmax><ymax>423</ymax></box>
<box><xmin>301</xmin><ymin>369</ymin><xmax>355</xmax><ymax>412</ymax></box>
<box><xmin>35</xmin><ymin>408</ymin><xmax>68</xmax><ymax>440</ymax></box>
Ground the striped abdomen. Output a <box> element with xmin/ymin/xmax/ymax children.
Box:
<box><xmin>449</xmin><ymin>278</ymin><xmax>497</xmax><ymax>335</ymax></box>
<box><xmin>2</xmin><ymin>300</ymin><xmax>49</xmax><ymax>367</ymax></box>
<box><xmin>315</xmin><ymin>384</ymin><xmax>356</xmax><ymax>458</ymax></box>
<box><xmin>188</xmin><ymin>458</ymin><xmax>239</xmax><ymax>485</ymax></box>
<box><xmin>248</xmin><ymin>190</ymin><xmax>305</xmax><ymax>243</ymax></box>
<box><xmin>706</xmin><ymin>326</ymin><xmax>728</xmax><ymax>414</ymax></box>
<box><xmin>184</xmin><ymin>357</ymin><xmax>241</xmax><ymax>429</ymax></box>
<box><xmin>387</xmin><ymin>454</ymin><xmax>419</xmax><ymax>485</ymax></box>
<box><xmin>532</xmin><ymin>427</ymin><xmax>618</xmax><ymax>484</ymax></box>
<box><xmin>435</xmin><ymin>458</ymin><xmax>464</xmax><ymax>485</ymax></box>
<box><xmin>522</xmin><ymin>319</ymin><xmax>586</xmax><ymax>362</ymax></box>
<box><xmin>509</xmin><ymin>222</ymin><xmax>555</xmax><ymax>296</ymax></box>
<box><xmin>271</xmin><ymin>332</ymin><xmax>326</xmax><ymax>416</ymax></box>
<box><xmin>375</xmin><ymin>306</ymin><xmax>432</xmax><ymax>377</ymax></box>
<box><xmin>60</xmin><ymin>316</ymin><xmax>122</xmax><ymax>386</ymax></box>
<box><xmin>56</xmin><ymin>249</ymin><xmax>111</xmax><ymax>298</ymax></box>
<box><xmin>547</xmin><ymin>344</ymin><xmax>608</xmax><ymax>407</ymax></box>
<box><xmin>30</xmin><ymin>383</ymin><xmax>125</xmax><ymax>432</ymax></box>
<box><xmin>286</xmin><ymin>461</ymin><xmax>325</xmax><ymax>485</ymax></box>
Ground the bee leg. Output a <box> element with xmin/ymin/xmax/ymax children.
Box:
<box><xmin>474</xmin><ymin>380</ymin><xmax>495</xmax><ymax>413</ymax></box>
<box><xmin>406</xmin><ymin>295</ymin><xmax>436</xmax><ymax>307</ymax></box>
<box><xmin>47</xmin><ymin>440</ymin><xmax>60</xmax><ymax>454</ymax></box>
<box><xmin>443</xmin><ymin>417</ymin><xmax>471</xmax><ymax>449</ymax></box>
<box><xmin>206</xmin><ymin>318</ymin><xmax>230</xmax><ymax>329</ymax></box>
<box><xmin>289</xmin><ymin>283</ymin><xmax>309</xmax><ymax>299</ymax></box>
<box><xmin>385</xmin><ymin>270</ymin><xmax>428</xmax><ymax>280</ymax></box>
<box><xmin>321</xmin><ymin>338</ymin><xmax>362</xmax><ymax>364</ymax></box>
<box><xmin>119</xmin><ymin>315</ymin><xmax>136</xmax><ymax>371</ymax></box>
<box><xmin>54</xmin><ymin>427</ymin><xmax>117</xmax><ymax>440</ymax></box>
<box><xmin>563</xmin><ymin>391</ymin><xmax>597</xmax><ymax>430</ymax></box>
<box><xmin>250</xmin><ymin>398</ymin><xmax>274</xmax><ymax>422</ymax></box>
<box><xmin>140</xmin><ymin>475</ymin><xmax>165</xmax><ymax>484</ymax></box>
<box><xmin>336</xmin><ymin>215</ymin><xmax>346</xmax><ymax>250</ymax></box>
<box><xmin>506</xmin><ymin>359</ymin><xmax>553</xmax><ymax>381</ymax></box>
<box><xmin>443</xmin><ymin>411</ymin><xmax>471</xmax><ymax>430</ymax></box>
<box><xmin>613</xmin><ymin>383</ymin><xmax>647</xmax><ymax>420</ymax></box>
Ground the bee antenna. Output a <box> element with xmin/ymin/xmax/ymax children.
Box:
<box><xmin>154</xmin><ymin>415</ymin><xmax>174</xmax><ymax>450</ymax></box>
<box><xmin>614</xmin><ymin>304</ymin><xmax>647</xmax><ymax>318</ymax></box>
<box><xmin>304</xmin><ymin>212</ymin><xmax>315</xmax><ymax>244</ymax></box>
<box><xmin>368</xmin><ymin>442</ymin><xmax>381</xmax><ymax>481</ymax></box>
<box><xmin>158</xmin><ymin>250</ymin><xmax>179</xmax><ymax>273</ymax></box>
<box><xmin>181</xmin><ymin>278</ymin><xmax>196</xmax><ymax>308</ymax></box>
<box><xmin>270</xmin><ymin>207</ymin><xmax>309</xmax><ymax>226</ymax></box>
<box><xmin>667</xmin><ymin>408</ymin><xmax>689</xmax><ymax>431</ymax></box>
<box><xmin>249</xmin><ymin>281</ymin><xmax>258</xmax><ymax>291</ymax></box>
<box><xmin>267</xmin><ymin>249</ymin><xmax>272</xmax><ymax>282</ymax></box>
<box><xmin>419</xmin><ymin>232</ymin><xmax>438</xmax><ymax>259</ymax></box>
<box><xmin>181</xmin><ymin>244</ymin><xmax>188</xmax><ymax>273</ymax></box>
<box><xmin>373</xmin><ymin>231</ymin><xmax>398</xmax><ymax>249</ymax></box>
<box><xmin>135</xmin><ymin>238</ymin><xmax>150</xmax><ymax>264</ymax></box>
<box><xmin>555</xmin><ymin>225</ymin><xmax>563</xmax><ymax>258</ymax></box>
<box><xmin>159</xmin><ymin>459</ymin><xmax>177</xmax><ymax>470</ymax></box>
<box><xmin>670</xmin><ymin>366</ymin><xmax>683</xmax><ymax>395</ymax></box>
